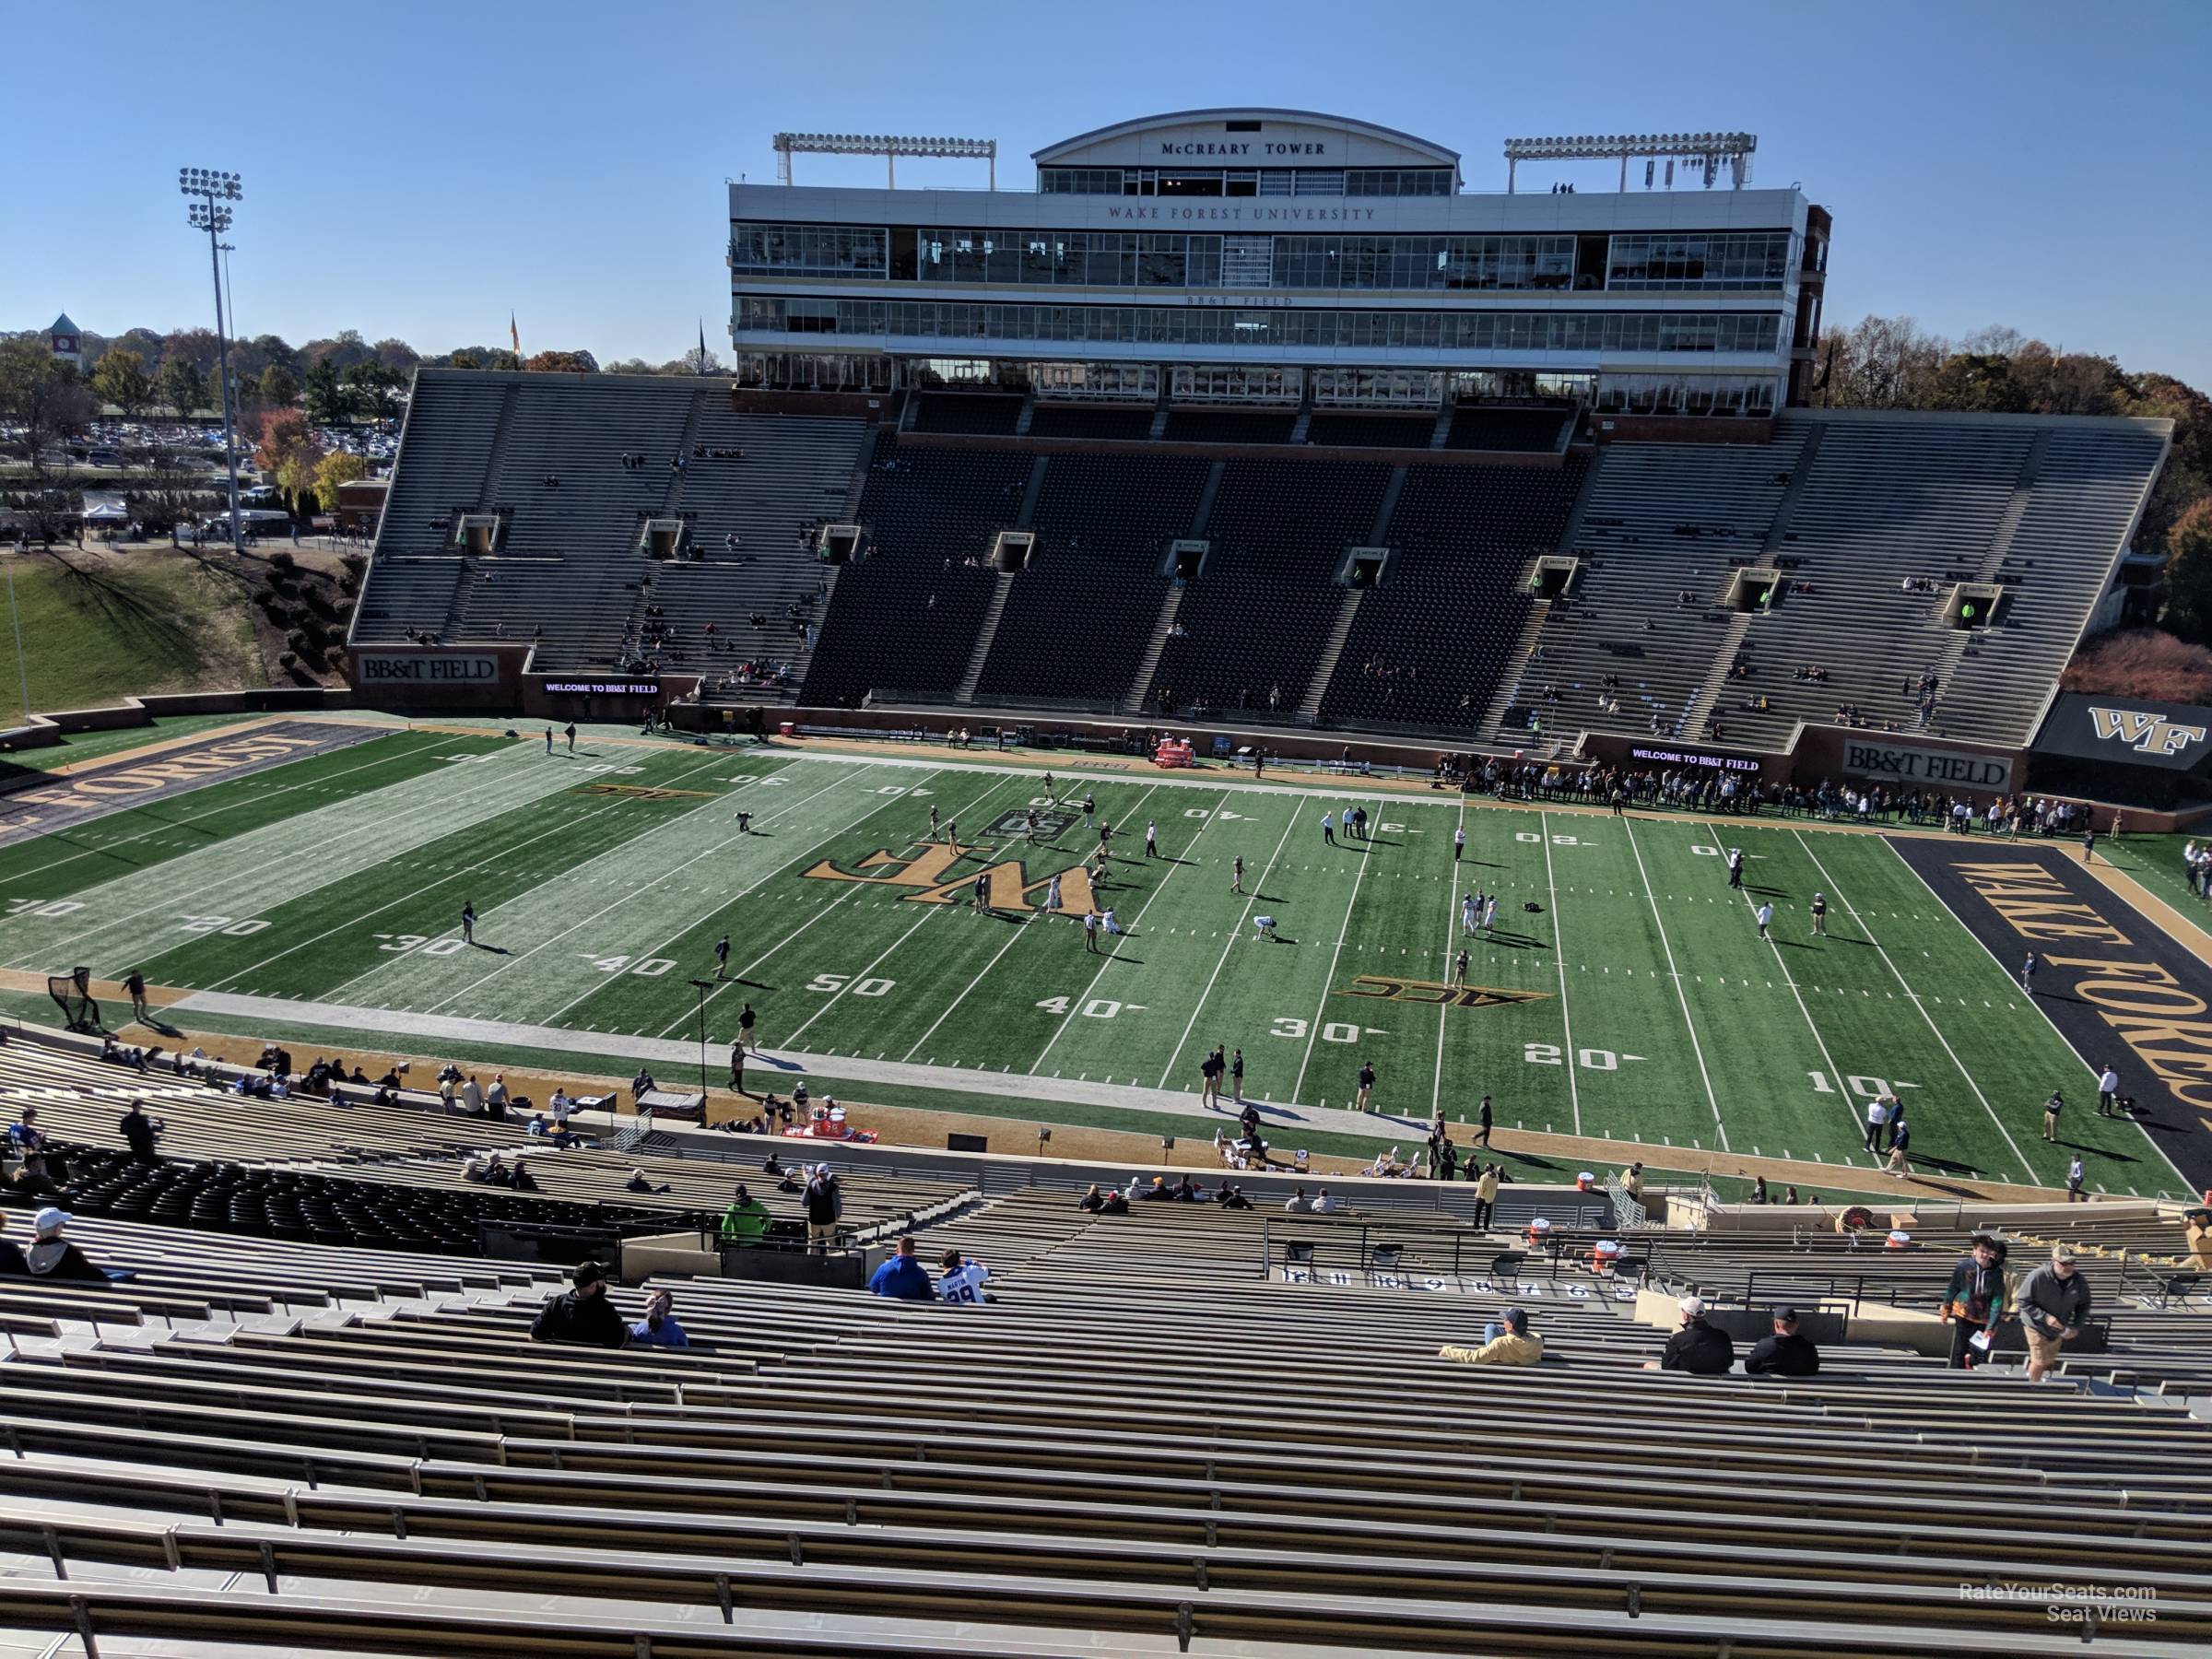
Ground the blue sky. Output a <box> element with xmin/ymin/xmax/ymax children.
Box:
<box><xmin>8</xmin><ymin>0</ymin><xmax>2208</xmax><ymax>385</ymax></box>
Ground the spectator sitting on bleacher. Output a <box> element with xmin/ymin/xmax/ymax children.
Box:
<box><xmin>719</xmin><ymin>1183</ymin><xmax>771</xmax><ymax>1246</ymax></box>
<box><xmin>1439</xmin><ymin>1306</ymin><xmax>1543</xmax><ymax>1367</ymax></box>
<box><xmin>1217</xmin><ymin>1184</ymin><xmax>1252</xmax><ymax>1210</ymax></box>
<box><xmin>7</xmin><ymin>1108</ymin><xmax>66</xmax><ymax>1195</ymax></box>
<box><xmin>1100</xmin><ymin>1187</ymin><xmax>1129</xmax><ymax>1215</ymax></box>
<box><xmin>629</xmin><ymin>1288</ymin><xmax>688</xmax><ymax>1348</ymax></box>
<box><xmin>25</xmin><ymin>1209</ymin><xmax>104</xmax><ymax>1282</ymax></box>
<box><xmin>1077</xmin><ymin>1184</ymin><xmax>1106</xmax><ymax>1213</ymax></box>
<box><xmin>868</xmin><ymin>1236</ymin><xmax>936</xmax><ymax>1300</ymax></box>
<box><xmin>1652</xmin><ymin>1296</ymin><xmax>1735</xmax><ymax>1374</ymax></box>
<box><xmin>937</xmin><ymin>1249</ymin><xmax>992</xmax><ymax>1304</ymax></box>
<box><xmin>1743</xmin><ymin>1306</ymin><xmax>1820</xmax><ymax>1377</ymax></box>
<box><xmin>625</xmin><ymin>1168</ymin><xmax>671</xmax><ymax>1195</ymax></box>
<box><xmin>2019</xmin><ymin>1247</ymin><xmax>2091</xmax><ymax>1382</ymax></box>
<box><xmin>1284</xmin><ymin>1187</ymin><xmax>1312</xmax><ymax>1213</ymax></box>
<box><xmin>510</xmin><ymin>1159</ymin><xmax>538</xmax><ymax>1193</ymax></box>
<box><xmin>531</xmin><ymin>1261</ymin><xmax>629</xmax><ymax>1348</ymax></box>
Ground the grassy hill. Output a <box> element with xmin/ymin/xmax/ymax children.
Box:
<box><xmin>0</xmin><ymin>543</ymin><xmax>354</xmax><ymax>727</ymax></box>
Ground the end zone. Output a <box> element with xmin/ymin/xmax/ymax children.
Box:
<box><xmin>1891</xmin><ymin>836</ymin><xmax>2212</xmax><ymax>1194</ymax></box>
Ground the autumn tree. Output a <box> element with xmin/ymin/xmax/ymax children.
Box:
<box><xmin>257</xmin><ymin>363</ymin><xmax>300</xmax><ymax>409</ymax></box>
<box><xmin>312</xmin><ymin>449</ymin><xmax>368</xmax><ymax>511</ymax></box>
<box><xmin>90</xmin><ymin>347</ymin><xmax>154</xmax><ymax>418</ymax></box>
<box><xmin>301</xmin><ymin>357</ymin><xmax>349</xmax><ymax>424</ymax></box>
<box><xmin>253</xmin><ymin>410</ymin><xmax>326</xmax><ymax>500</ymax></box>
<box><xmin>155</xmin><ymin>357</ymin><xmax>206</xmax><ymax>420</ymax></box>
<box><xmin>2160</xmin><ymin>499</ymin><xmax>2212</xmax><ymax>646</ymax></box>
<box><xmin>341</xmin><ymin>360</ymin><xmax>406</xmax><ymax>423</ymax></box>
<box><xmin>524</xmin><ymin>349</ymin><xmax>597</xmax><ymax>373</ymax></box>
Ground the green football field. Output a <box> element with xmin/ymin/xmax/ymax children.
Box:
<box><xmin>0</xmin><ymin>726</ymin><xmax>2193</xmax><ymax>1197</ymax></box>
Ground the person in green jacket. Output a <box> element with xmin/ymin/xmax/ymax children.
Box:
<box><xmin>717</xmin><ymin>1182</ymin><xmax>771</xmax><ymax>1247</ymax></box>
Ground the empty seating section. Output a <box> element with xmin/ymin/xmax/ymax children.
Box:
<box><xmin>1161</xmin><ymin>407</ymin><xmax>1297</xmax><ymax>444</ymax></box>
<box><xmin>1494</xmin><ymin>432</ymin><xmax>1805</xmax><ymax>742</ymax></box>
<box><xmin>1320</xmin><ymin>459</ymin><xmax>1584</xmax><ymax>733</ymax></box>
<box><xmin>911</xmin><ymin>392</ymin><xmax>1023</xmax><ymax>434</ymax></box>
<box><xmin>1147</xmin><ymin>460</ymin><xmax>1389</xmax><ymax>717</ymax></box>
<box><xmin>1446</xmin><ymin>405</ymin><xmax>1570</xmax><ymax>452</ymax></box>
<box><xmin>352</xmin><ymin>373</ymin><xmax>870</xmax><ymax>684</ymax></box>
<box><xmin>1025</xmin><ymin>404</ymin><xmax>1157</xmax><ymax>441</ymax></box>
<box><xmin>974</xmin><ymin>455</ymin><xmax>1208</xmax><ymax>703</ymax></box>
<box><xmin>1722</xmin><ymin>417</ymin><xmax>2030</xmax><ymax>747</ymax></box>
<box><xmin>798</xmin><ymin>438</ymin><xmax>1030</xmax><ymax>706</ymax></box>
<box><xmin>1940</xmin><ymin>426</ymin><xmax>2169</xmax><ymax>743</ymax></box>
<box><xmin>5</xmin><ymin>1182</ymin><xmax>2211</xmax><ymax>1654</ymax></box>
<box><xmin>1304</xmin><ymin>412</ymin><xmax>1437</xmax><ymax>448</ymax></box>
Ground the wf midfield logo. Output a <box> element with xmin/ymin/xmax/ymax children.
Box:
<box><xmin>2089</xmin><ymin>706</ymin><xmax>2208</xmax><ymax>758</ymax></box>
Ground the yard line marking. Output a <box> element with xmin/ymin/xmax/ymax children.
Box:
<box><xmin>913</xmin><ymin>784</ymin><xmax>1166</xmax><ymax>1067</ymax></box>
<box><xmin>1157</xmin><ymin>792</ymin><xmax>1308</xmax><ymax>1088</ymax></box>
<box><xmin>1290</xmin><ymin>796</ymin><xmax>1385</xmax><ymax>1108</ymax></box>
<box><xmin>1031</xmin><ymin>790</ymin><xmax>1232</xmax><ymax>1077</ymax></box>
<box><xmin>201</xmin><ymin>750</ymin><xmax>742</xmax><ymax>994</ymax></box>
<box><xmin>408</xmin><ymin>761</ymin><xmax>865</xmax><ymax>1018</ymax></box>
<box><xmin>1703</xmin><ymin>819</ymin><xmax>1865</xmax><ymax>1163</ymax></box>
<box><xmin>1427</xmin><ymin>794</ymin><xmax>1469</xmax><ymax>1124</ymax></box>
<box><xmin>680</xmin><ymin>770</ymin><xmax>1018</xmax><ymax>1041</ymax></box>
<box><xmin>1621</xmin><ymin>818</ymin><xmax>1729</xmax><ymax>1149</ymax></box>
<box><xmin>1880</xmin><ymin>837</ymin><xmax>2196</xmax><ymax>1197</ymax></box>
<box><xmin>6</xmin><ymin>738</ymin><xmax>579</xmax><ymax>970</ymax></box>
<box><xmin>1790</xmin><ymin>829</ymin><xmax>2036</xmax><ymax>1182</ymax></box>
<box><xmin>1</xmin><ymin>728</ymin><xmax>456</xmax><ymax>889</ymax></box>
<box><xmin>1536</xmin><ymin>809</ymin><xmax>1583</xmax><ymax>1136</ymax></box>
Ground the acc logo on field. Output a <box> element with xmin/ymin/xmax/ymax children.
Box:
<box><xmin>1335</xmin><ymin>974</ymin><xmax>1552</xmax><ymax>1010</ymax></box>
<box><xmin>2088</xmin><ymin>706</ymin><xmax>2207</xmax><ymax>758</ymax></box>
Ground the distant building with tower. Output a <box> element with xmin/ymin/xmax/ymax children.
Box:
<box><xmin>48</xmin><ymin>313</ymin><xmax>84</xmax><ymax>371</ymax></box>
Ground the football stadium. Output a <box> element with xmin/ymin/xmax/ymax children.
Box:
<box><xmin>5</xmin><ymin>102</ymin><xmax>2212</xmax><ymax>1656</ymax></box>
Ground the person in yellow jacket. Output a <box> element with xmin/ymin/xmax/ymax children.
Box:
<box><xmin>1439</xmin><ymin>1307</ymin><xmax>1543</xmax><ymax>1366</ymax></box>
<box><xmin>1473</xmin><ymin>1163</ymin><xmax>1501</xmax><ymax>1230</ymax></box>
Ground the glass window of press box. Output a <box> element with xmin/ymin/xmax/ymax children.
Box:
<box><xmin>1040</xmin><ymin>167</ymin><xmax>1454</xmax><ymax>196</ymax></box>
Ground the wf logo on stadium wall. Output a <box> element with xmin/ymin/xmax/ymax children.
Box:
<box><xmin>2088</xmin><ymin>706</ymin><xmax>2208</xmax><ymax>758</ymax></box>
<box><xmin>804</xmin><ymin>832</ymin><xmax>1098</xmax><ymax>912</ymax></box>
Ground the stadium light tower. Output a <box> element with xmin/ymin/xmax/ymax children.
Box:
<box><xmin>180</xmin><ymin>167</ymin><xmax>245</xmax><ymax>554</ymax></box>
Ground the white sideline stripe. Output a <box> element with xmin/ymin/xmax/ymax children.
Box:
<box><xmin>1880</xmin><ymin>837</ymin><xmax>2196</xmax><ymax>1197</ymax></box>
<box><xmin>1289</xmin><ymin>796</ymin><xmax>1386</xmax><ymax>1108</ymax></box>
<box><xmin>1030</xmin><ymin>789</ymin><xmax>1230</xmax><ymax>1076</ymax></box>
<box><xmin>168</xmin><ymin>989</ymin><xmax>1444</xmax><ymax>1146</ymax></box>
<box><xmin>1427</xmin><ymin>794</ymin><xmax>1468</xmax><ymax>1125</ymax></box>
<box><xmin>1621</xmin><ymin>818</ymin><xmax>1729</xmax><ymax>1149</ymax></box>
<box><xmin>1156</xmin><ymin>792</ymin><xmax>1309</xmax><ymax>1089</ymax></box>
<box><xmin>1538</xmin><ymin>809</ymin><xmax>1583</xmax><ymax>1137</ymax></box>
<box><xmin>1790</xmin><ymin>829</ymin><xmax>2037</xmax><ymax>1182</ymax></box>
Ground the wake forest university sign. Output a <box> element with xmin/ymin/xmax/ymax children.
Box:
<box><xmin>1106</xmin><ymin>203</ymin><xmax>1380</xmax><ymax>223</ymax></box>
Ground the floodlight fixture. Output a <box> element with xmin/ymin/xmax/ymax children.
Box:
<box><xmin>180</xmin><ymin>164</ymin><xmax>246</xmax><ymax>555</ymax></box>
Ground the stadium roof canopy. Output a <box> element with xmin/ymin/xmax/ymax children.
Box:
<box><xmin>1033</xmin><ymin>108</ymin><xmax>1460</xmax><ymax>170</ymax></box>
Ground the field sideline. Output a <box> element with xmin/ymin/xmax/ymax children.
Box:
<box><xmin>0</xmin><ymin>725</ymin><xmax>2196</xmax><ymax>1199</ymax></box>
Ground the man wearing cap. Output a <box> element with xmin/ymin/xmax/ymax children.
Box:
<box><xmin>1438</xmin><ymin>1307</ymin><xmax>1543</xmax><ymax>1366</ymax></box>
<box><xmin>2018</xmin><ymin>1248</ymin><xmax>2092</xmax><ymax>1382</ymax></box>
<box><xmin>529</xmin><ymin>1261</ymin><xmax>630</xmax><ymax>1347</ymax></box>
<box><xmin>867</xmin><ymin>1236</ymin><xmax>937</xmax><ymax>1301</ymax></box>
<box><xmin>717</xmin><ymin>1183</ymin><xmax>771</xmax><ymax>1247</ymax></box>
<box><xmin>802</xmin><ymin>1164</ymin><xmax>841</xmax><ymax>1255</ymax></box>
<box><xmin>1940</xmin><ymin>1235</ymin><xmax>2011</xmax><ymax>1369</ymax></box>
<box><xmin>1653</xmin><ymin>1296</ymin><xmax>1735</xmax><ymax>1374</ymax></box>
<box><xmin>24</xmin><ymin>1209</ymin><xmax>104</xmax><ymax>1281</ymax></box>
<box><xmin>1742</xmin><ymin>1306</ymin><xmax>1821</xmax><ymax>1377</ymax></box>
